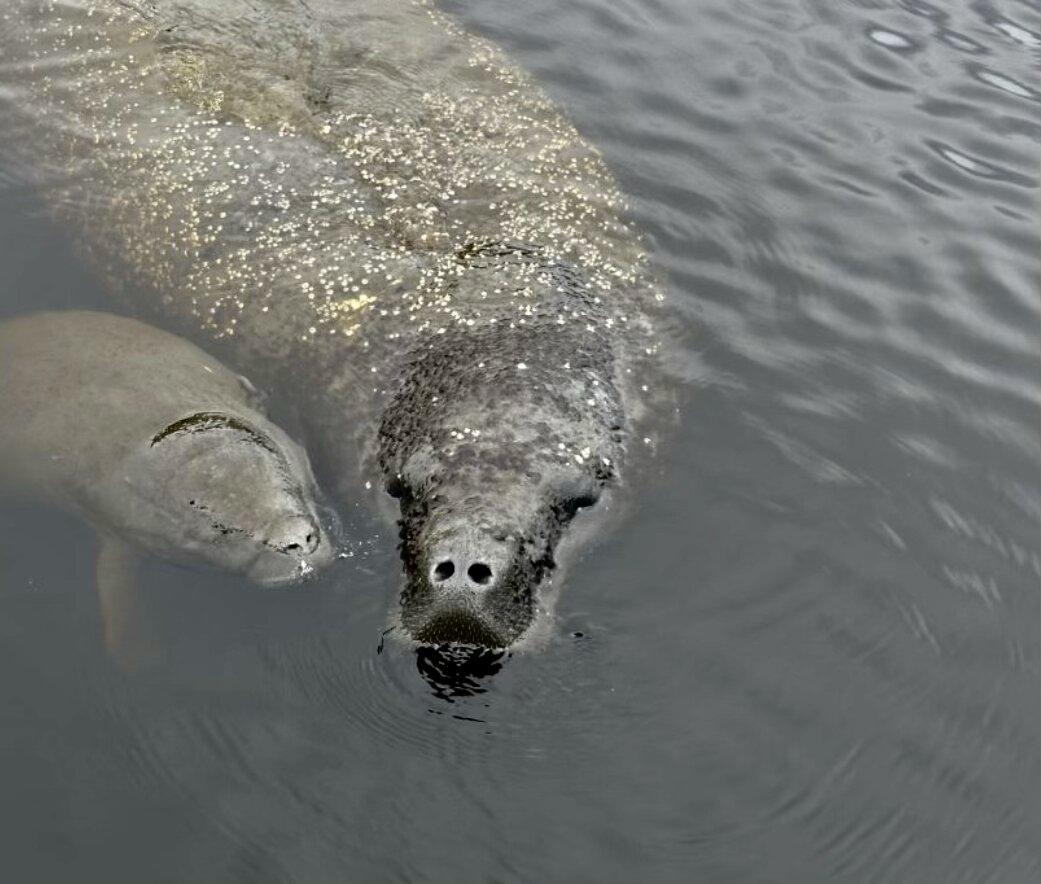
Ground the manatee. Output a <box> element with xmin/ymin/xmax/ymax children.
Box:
<box><xmin>0</xmin><ymin>0</ymin><xmax>663</xmax><ymax>647</ymax></box>
<box><xmin>0</xmin><ymin>310</ymin><xmax>334</xmax><ymax>653</ymax></box>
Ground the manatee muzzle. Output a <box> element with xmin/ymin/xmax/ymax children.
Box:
<box><xmin>413</xmin><ymin>603</ymin><xmax>509</xmax><ymax>649</ymax></box>
<box><xmin>150</xmin><ymin>411</ymin><xmax>333</xmax><ymax>583</ymax></box>
<box><xmin>401</xmin><ymin>522</ymin><xmax>541</xmax><ymax>647</ymax></box>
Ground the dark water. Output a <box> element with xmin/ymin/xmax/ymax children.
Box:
<box><xmin>1</xmin><ymin>0</ymin><xmax>1038</xmax><ymax>881</ymax></box>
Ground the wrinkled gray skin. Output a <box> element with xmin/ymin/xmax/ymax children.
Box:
<box><xmin>378</xmin><ymin>247</ymin><xmax>625</xmax><ymax>645</ymax></box>
<box><xmin>1</xmin><ymin>0</ymin><xmax>660</xmax><ymax>646</ymax></box>
<box><xmin>0</xmin><ymin>311</ymin><xmax>334</xmax><ymax>584</ymax></box>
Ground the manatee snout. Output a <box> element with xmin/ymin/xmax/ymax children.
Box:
<box><xmin>378</xmin><ymin>322</ymin><xmax>624</xmax><ymax>648</ymax></box>
<box><xmin>408</xmin><ymin>525</ymin><xmax>523</xmax><ymax>648</ymax></box>
<box><xmin>246</xmin><ymin>508</ymin><xmax>331</xmax><ymax>585</ymax></box>
<box><xmin>260</xmin><ymin>512</ymin><xmax>321</xmax><ymax>557</ymax></box>
<box><xmin>129</xmin><ymin>410</ymin><xmax>336</xmax><ymax>586</ymax></box>
<box><xmin>395</xmin><ymin>474</ymin><xmax>603</xmax><ymax>647</ymax></box>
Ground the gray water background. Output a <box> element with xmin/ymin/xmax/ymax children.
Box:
<box><xmin>0</xmin><ymin>0</ymin><xmax>1038</xmax><ymax>881</ymax></box>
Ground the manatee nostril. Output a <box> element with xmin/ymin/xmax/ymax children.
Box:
<box><xmin>270</xmin><ymin>520</ymin><xmax>320</xmax><ymax>556</ymax></box>
<box><xmin>467</xmin><ymin>562</ymin><xmax>492</xmax><ymax>585</ymax></box>
<box><xmin>433</xmin><ymin>560</ymin><xmax>455</xmax><ymax>581</ymax></box>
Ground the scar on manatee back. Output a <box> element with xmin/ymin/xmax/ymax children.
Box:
<box><xmin>0</xmin><ymin>310</ymin><xmax>336</xmax><ymax>667</ymax></box>
<box><xmin>151</xmin><ymin>411</ymin><xmax>279</xmax><ymax>454</ymax></box>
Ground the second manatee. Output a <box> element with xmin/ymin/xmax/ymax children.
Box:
<box><xmin>0</xmin><ymin>310</ymin><xmax>336</xmax><ymax>653</ymax></box>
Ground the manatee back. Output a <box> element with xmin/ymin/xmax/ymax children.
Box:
<box><xmin>0</xmin><ymin>310</ymin><xmax>251</xmax><ymax>503</ymax></box>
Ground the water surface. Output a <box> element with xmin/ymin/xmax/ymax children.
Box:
<box><xmin>1</xmin><ymin>0</ymin><xmax>1038</xmax><ymax>881</ymax></box>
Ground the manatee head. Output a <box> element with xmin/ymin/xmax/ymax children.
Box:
<box><xmin>109</xmin><ymin>411</ymin><xmax>334</xmax><ymax>584</ymax></box>
<box><xmin>378</xmin><ymin>320</ymin><xmax>624</xmax><ymax>647</ymax></box>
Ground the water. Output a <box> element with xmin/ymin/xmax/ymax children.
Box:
<box><xmin>1</xmin><ymin>0</ymin><xmax>1038</xmax><ymax>881</ymax></box>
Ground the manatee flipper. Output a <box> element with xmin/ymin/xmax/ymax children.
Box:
<box><xmin>236</xmin><ymin>372</ymin><xmax>268</xmax><ymax>409</ymax></box>
<box><xmin>95</xmin><ymin>535</ymin><xmax>156</xmax><ymax>669</ymax></box>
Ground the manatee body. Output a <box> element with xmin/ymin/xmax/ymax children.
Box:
<box><xmin>1</xmin><ymin>0</ymin><xmax>662</xmax><ymax>646</ymax></box>
<box><xmin>0</xmin><ymin>311</ymin><xmax>334</xmax><ymax>586</ymax></box>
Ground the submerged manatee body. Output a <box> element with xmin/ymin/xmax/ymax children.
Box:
<box><xmin>0</xmin><ymin>311</ymin><xmax>334</xmax><ymax>585</ymax></box>
<box><xmin>1</xmin><ymin>0</ymin><xmax>664</xmax><ymax>646</ymax></box>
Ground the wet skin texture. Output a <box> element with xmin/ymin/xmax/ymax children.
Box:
<box><xmin>1</xmin><ymin>0</ymin><xmax>660</xmax><ymax>645</ymax></box>
<box><xmin>142</xmin><ymin>411</ymin><xmax>331</xmax><ymax>585</ymax></box>
<box><xmin>379</xmin><ymin>247</ymin><xmax>624</xmax><ymax>645</ymax></box>
<box><xmin>0</xmin><ymin>311</ymin><xmax>334</xmax><ymax>585</ymax></box>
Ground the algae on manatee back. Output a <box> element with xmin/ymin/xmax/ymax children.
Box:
<box><xmin>0</xmin><ymin>0</ymin><xmax>666</xmax><ymax>645</ymax></box>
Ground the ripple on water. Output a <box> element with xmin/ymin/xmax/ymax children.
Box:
<box><xmin>990</xmin><ymin>17</ymin><xmax>1041</xmax><ymax>48</ymax></box>
<box><xmin>966</xmin><ymin>63</ymin><xmax>1041</xmax><ymax>101</ymax></box>
<box><xmin>867</xmin><ymin>27</ymin><xmax>918</xmax><ymax>52</ymax></box>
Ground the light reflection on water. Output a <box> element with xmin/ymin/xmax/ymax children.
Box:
<box><xmin>1</xmin><ymin>0</ymin><xmax>1038</xmax><ymax>881</ymax></box>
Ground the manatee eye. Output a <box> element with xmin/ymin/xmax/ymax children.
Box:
<box><xmin>568</xmin><ymin>489</ymin><xmax>600</xmax><ymax>511</ymax></box>
<box><xmin>558</xmin><ymin>480</ymin><xmax>601</xmax><ymax>516</ymax></box>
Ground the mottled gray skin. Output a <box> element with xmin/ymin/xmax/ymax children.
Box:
<box><xmin>0</xmin><ymin>311</ymin><xmax>334</xmax><ymax>584</ymax></box>
<box><xmin>1</xmin><ymin>0</ymin><xmax>662</xmax><ymax>646</ymax></box>
<box><xmin>378</xmin><ymin>245</ymin><xmax>625</xmax><ymax>644</ymax></box>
